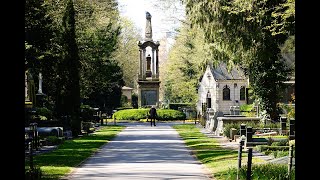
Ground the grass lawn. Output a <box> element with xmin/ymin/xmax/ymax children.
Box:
<box><xmin>172</xmin><ymin>124</ymin><xmax>265</xmax><ymax>180</ymax></box>
<box><xmin>25</xmin><ymin>125</ymin><xmax>125</xmax><ymax>180</ymax></box>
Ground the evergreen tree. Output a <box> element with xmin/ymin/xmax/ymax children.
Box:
<box><xmin>62</xmin><ymin>0</ymin><xmax>81</xmax><ymax>136</ymax></box>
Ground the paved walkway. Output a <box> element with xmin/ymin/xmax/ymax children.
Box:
<box><xmin>63</xmin><ymin>122</ymin><xmax>212</xmax><ymax>180</ymax></box>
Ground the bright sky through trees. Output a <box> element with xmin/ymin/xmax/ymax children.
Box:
<box><xmin>117</xmin><ymin>0</ymin><xmax>185</xmax><ymax>41</ymax></box>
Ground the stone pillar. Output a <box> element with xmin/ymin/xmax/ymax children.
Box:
<box><xmin>146</xmin><ymin>54</ymin><xmax>152</xmax><ymax>77</ymax></box>
<box><xmin>143</xmin><ymin>49</ymin><xmax>146</xmax><ymax>79</ymax></box>
<box><xmin>139</xmin><ymin>48</ymin><xmax>142</xmax><ymax>77</ymax></box>
<box><xmin>156</xmin><ymin>48</ymin><xmax>159</xmax><ymax>78</ymax></box>
<box><xmin>152</xmin><ymin>49</ymin><xmax>155</xmax><ymax>78</ymax></box>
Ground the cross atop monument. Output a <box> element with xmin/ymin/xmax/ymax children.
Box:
<box><xmin>145</xmin><ymin>11</ymin><xmax>152</xmax><ymax>41</ymax></box>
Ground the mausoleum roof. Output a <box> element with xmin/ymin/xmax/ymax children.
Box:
<box><xmin>211</xmin><ymin>62</ymin><xmax>246</xmax><ymax>80</ymax></box>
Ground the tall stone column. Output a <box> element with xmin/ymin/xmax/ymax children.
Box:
<box><xmin>156</xmin><ymin>49</ymin><xmax>159</xmax><ymax>78</ymax></box>
<box><xmin>152</xmin><ymin>49</ymin><xmax>155</xmax><ymax>77</ymax></box>
<box><xmin>139</xmin><ymin>49</ymin><xmax>142</xmax><ymax>78</ymax></box>
<box><xmin>143</xmin><ymin>49</ymin><xmax>146</xmax><ymax>79</ymax></box>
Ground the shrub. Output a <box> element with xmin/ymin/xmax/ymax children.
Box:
<box><xmin>112</xmin><ymin>108</ymin><xmax>186</xmax><ymax>120</ymax></box>
<box><xmin>156</xmin><ymin>109</ymin><xmax>186</xmax><ymax>120</ymax></box>
<box><xmin>113</xmin><ymin>109</ymin><xmax>149</xmax><ymax>120</ymax></box>
<box><xmin>25</xmin><ymin>166</ymin><xmax>42</xmax><ymax>180</ymax></box>
<box><xmin>223</xmin><ymin>123</ymin><xmax>240</xmax><ymax>138</ymax></box>
<box><xmin>224</xmin><ymin>164</ymin><xmax>295</xmax><ymax>179</ymax></box>
<box><xmin>82</xmin><ymin>122</ymin><xmax>95</xmax><ymax>133</ymax></box>
<box><xmin>271</xmin><ymin>139</ymin><xmax>288</xmax><ymax>146</ymax></box>
<box><xmin>273</xmin><ymin>150</ymin><xmax>289</xmax><ymax>158</ymax></box>
<box><xmin>80</xmin><ymin>105</ymin><xmax>95</xmax><ymax>121</ymax></box>
<box><xmin>168</xmin><ymin>103</ymin><xmax>194</xmax><ymax>110</ymax></box>
<box><xmin>36</xmin><ymin>107</ymin><xmax>53</xmax><ymax>119</ymax></box>
<box><xmin>255</xmin><ymin>145</ymin><xmax>290</xmax><ymax>153</ymax></box>
<box><xmin>46</xmin><ymin>136</ymin><xmax>63</xmax><ymax>145</ymax></box>
<box><xmin>222</xmin><ymin>121</ymin><xmax>260</xmax><ymax>138</ymax></box>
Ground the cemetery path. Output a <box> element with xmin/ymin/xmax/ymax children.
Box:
<box><xmin>63</xmin><ymin>122</ymin><xmax>212</xmax><ymax>180</ymax></box>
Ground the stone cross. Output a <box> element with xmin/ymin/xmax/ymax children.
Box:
<box><xmin>145</xmin><ymin>11</ymin><xmax>152</xmax><ymax>41</ymax></box>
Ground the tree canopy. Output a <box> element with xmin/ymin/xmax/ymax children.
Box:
<box><xmin>181</xmin><ymin>0</ymin><xmax>295</xmax><ymax>120</ymax></box>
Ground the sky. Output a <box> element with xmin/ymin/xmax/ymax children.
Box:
<box><xmin>117</xmin><ymin>0</ymin><xmax>185</xmax><ymax>41</ymax></box>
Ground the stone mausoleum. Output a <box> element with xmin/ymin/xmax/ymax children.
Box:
<box><xmin>137</xmin><ymin>12</ymin><xmax>160</xmax><ymax>107</ymax></box>
<box><xmin>197</xmin><ymin>62</ymin><xmax>249</xmax><ymax>116</ymax></box>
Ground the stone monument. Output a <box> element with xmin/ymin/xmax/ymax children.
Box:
<box><xmin>36</xmin><ymin>72</ymin><xmax>46</xmax><ymax>107</ymax></box>
<box><xmin>137</xmin><ymin>12</ymin><xmax>160</xmax><ymax>107</ymax></box>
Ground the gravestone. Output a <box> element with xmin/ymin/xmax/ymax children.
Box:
<box><xmin>280</xmin><ymin>117</ymin><xmax>287</xmax><ymax>135</ymax></box>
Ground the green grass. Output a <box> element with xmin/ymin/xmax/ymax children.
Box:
<box><xmin>25</xmin><ymin>125</ymin><xmax>125</xmax><ymax>180</ymax></box>
<box><xmin>172</xmin><ymin>124</ymin><xmax>265</xmax><ymax>179</ymax></box>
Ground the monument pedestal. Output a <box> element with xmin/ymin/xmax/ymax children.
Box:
<box><xmin>138</xmin><ymin>80</ymin><xmax>160</xmax><ymax>107</ymax></box>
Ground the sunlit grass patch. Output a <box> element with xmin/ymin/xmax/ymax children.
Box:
<box><xmin>173</xmin><ymin>124</ymin><xmax>266</xmax><ymax>179</ymax></box>
<box><xmin>25</xmin><ymin>125</ymin><xmax>125</xmax><ymax>179</ymax></box>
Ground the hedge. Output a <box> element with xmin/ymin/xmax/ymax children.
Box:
<box><xmin>112</xmin><ymin>108</ymin><xmax>186</xmax><ymax>120</ymax></box>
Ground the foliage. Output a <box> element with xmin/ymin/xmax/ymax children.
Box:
<box><xmin>163</xmin><ymin>23</ymin><xmax>208</xmax><ymax>104</ymax></box>
<box><xmin>25</xmin><ymin>0</ymin><xmax>55</xmax><ymax>72</ymax></box>
<box><xmin>278</xmin><ymin>93</ymin><xmax>295</xmax><ymax>119</ymax></box>
<box><xmin>46</xmin><ymin>136</ymin><xmax>64</xmax><ymax>145</ymax></box>
<box><xmin>156</xmin><ymin>109</ymin><xmax>186</xmax><ymax>120</ymax></box>
<box><xmin>182</xmin><ymin>0</ymin><xmax>295</xmax><ymax>121</ymax></box>
<box><xmin>112</xmin><ymin>109</ymin><xmax>149</xmax><ymax>120</ymax></box>
<box><xmin>240</xmin><ymin>104</ymin><xmax>256</xmax><ymax>117</ymax></box>
<box><xmin>112</xmin><ymin>108</ymin><xmax>186</xmax><ymax>120</ymax></box>
<box><xmin>255</xmin><ymin>145</ymin><xmax>290</xmax><ymax>152</ymax></box>
<box><xmin>239</xmin><ymin>104</ymin><xmax>254</xmax><ymax>112</ymax></box>
<box><xmin>80</xmin><ymin>104</ymin><xmax>94</xmax><ymax>121</ymax></box>
<box><xmin>120</xmin><ymin>95</ymin><xmax>132</xmax><ymax>108</ymax></box>
<box><xmin>222</xmin><ymin>121</ymin><xmax>261</xmax><ymax>138</ymax></box>
<box><xmin>131</xmin><ymin>93</ymin><xmax>138</xmax><ymax>109</ymax></box>
<box><xmin>81</xmin><ymin>122</ymin><xmax>95</xmax><ymax>133</ymax></box>
<box><xmin>25</xmin><ymin>0</ymin><xmax>124</xmax><ymax>134</ymax></box>
<box><xmin>35</xmin><ymin>107</ymin><xmax>53</xmax><ymax>119</ymax></box>
<box><xmin>271</xmin><ymin>139</ymin><xmax>289</xmax><ymax>146</ymax></box>
<box><xmin>272</xmin><ymin>150</ymin><xmax>289</xmax><ymax>158</ymax></box>
<box><xmin>223</xmin><ymin>123</ymin><xmax>241</xmax><ymax>138</ymax></box>
<box><xmin>25</xmin><ymin>125</ymin><xmax>124</xmax><ymax>179</ymax></box>
<box><xmin>61</xmin><ymin>0</ymin><xmax>82</xmax><ymax>136</ymax></box>
<box><xmin>168</xmin><ymin>103</ymin><xmax>194</xmax><ymax>110</ymax></box>
<box><xmin>224</xmin><ymin>164</ymin><xmax>295</xmax><ymax>180</ymax></box>
<box><xmin>25</xmin><ymin>166</ymin><xmax>42</xmax><ymax>180</ymax></box>
<box><xmin>113</xmin><ymin>17</ymin><xmax>142</xmax><ymax>88</ymax></box>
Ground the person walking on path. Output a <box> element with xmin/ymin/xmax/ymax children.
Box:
<box><xmin>149</xmin><ymin>105</ymin><xmax>157</xmax><ymax>126</ymax></box>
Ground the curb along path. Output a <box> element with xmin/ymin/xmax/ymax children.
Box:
<box><xmin>64</xmin><ymin>123</ymin><xmax>211</xmax><ymax>180</ymax></box>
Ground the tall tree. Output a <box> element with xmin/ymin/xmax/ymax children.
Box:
<box><xmin>182</xmin><ymin>0</ymin><xmax>295</xmax><ymax>121</ymax></box>
<box><xmin>62</xmin><ymin>0</ymin><xmax>81</xmax><ymax>136</ymax></box>
<box><xmin>25</xmin><ymin>0</ymin><xmax>54</xmax><ymax>72</ymax></box>
<box><xmin>113</xmin><ymin>17</ymin><xmax>142</xmax><ymax>89</ymax></box>
<box><xmin>73</xmin><ymin>0</ymin><xmax>125</xmax><ymax>111</ymax></box>
<box><xmin>163</xmin><ymin>23</ymin><xmax>209</xmax><ymax>104</ymax></box>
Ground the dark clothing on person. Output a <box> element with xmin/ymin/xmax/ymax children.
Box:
<box><xmin>149</xmin><ymin>107</ymin><xmax>157</xmax><ymax>126</ymax></box>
